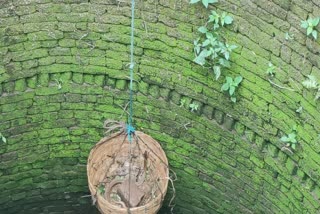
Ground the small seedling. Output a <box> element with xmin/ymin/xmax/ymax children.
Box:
<box><xmin>285</xmin><ymin>32</ymin><xmax>294</xmax><ymax>41</ymax></box>
<box><xmin>301</xmin><ymin>17</ymin><xmax>320</xmax><ymax>40</ymax></box>
<box><xmin>189</xmin><ymin>102</ymin><xmax>199</xmax><ymax>112</ymax></box>
<box><xmin>302</xmin><ymin>75</ymin><xmax>320</xmax><ymax>100</ymax></box>
<box><xmin>221</xmin><ymin>76</ymin><xmax>243</xmax><ymax>102</ymax></box>
<box><xmin>0</xmin><ymin>133</ymin><xmax>6</xmax><ymax>143</ymax></box>
<box><xmin>296</xmin><ymin>106</ymin><xmax>303</xmax><ymax>113</ymax></box>
<box><xmin>266</xmin><ymin>62</ymin><xmax>276</xmax><ymax>76</ymax></box>
<box><xmin>280</xmin><ymin>126</ymin><xmax>298</xmax><ymax>150</ymax></box>
<box><xmin>190</xmin><ymin>0</ymin><xmax>218</xmax><ymax>8</ymax></box>
<box><xmin>302</xmin><ymin>75</ymin><xmax>318</xmax><ymax>89</ymax></box>
<box><xmin>180</xmin><ymin>99</ymin><xmax>186</xmax><ymax>107</ymax></box>
<box><xmin>55</xmin><ymin>79</ymin><xmax>63</xmax><ymax>90</ymax></box>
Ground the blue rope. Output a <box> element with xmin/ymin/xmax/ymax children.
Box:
<box><xmin>127</xmin><ymin>0</ymin><xmax>135</xmax><ymax>143</ymax></box>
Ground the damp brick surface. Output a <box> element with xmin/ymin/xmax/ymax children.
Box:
<box><xmin>1</xmin><ymin>0</ymin><xmax>320</xmax><ymax>213</ymax></box>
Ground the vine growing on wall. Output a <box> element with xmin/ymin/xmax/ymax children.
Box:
<box><xmin>190</xmin><ymin>0</ymin><xmax>243</xmax><ymax>102</ymax></box>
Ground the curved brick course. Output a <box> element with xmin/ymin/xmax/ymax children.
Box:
<box><xmin>1</xmin><ymin>0</ymin><xmax>320</xmax><ymax>213</ymax></box>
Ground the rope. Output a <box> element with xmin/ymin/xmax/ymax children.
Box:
<box><xmin>103</xmin><ymin>120</ymin><xmax>126</xmax><ymax>135</ymax></box>
<box><xmin>127</xmin><ymin>0</ymin><xmax>136</xmax><ymax>144</ymax></box>
<box><xmin>127</xmin><ymin>0</ymin><xmax>135</xmax><ymax>213</ymax></box>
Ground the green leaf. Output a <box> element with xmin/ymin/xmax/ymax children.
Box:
<box><xmin>302</xmin><ymin>75</ymin><xmax>318</xmax><ymax>89</ymax></box>
<box><xmin>288</xmin><ymin>133</ymin><xmax>296</xmax><ymax>142</ymax></box>
<box><xmin>221</xmin><ymin>19</ymin><xmax>225</xmax><ymax>26</ymax></box>
<box><xmin>234</xmin><ymin>76</ymin><xmax>243</xmax><ymax>85</ymax></box>
<box><xmin>180</xmin><ymin>99</ymin><xmax>186</xmax><ymax>107</ymax></box>
<box><xmin>219</xmin><ymin>58</ymin><xmax>230</xmax><ymax>67</ymax></box>
<box><xmin>307</xmin><ymin>26</ymin><xmax>313</xmax><ymax>35</ymax></box>
<box><xmin>195</xmin><ymin>45</ymin><xmax>200</xmax><ymax>54</ymax></box>
<box><xmin>200</xmin><ymin>49</ymin><xmax>209</xmax><ymax>56</ymax></box>
<box><xmin>291</xmin><ymin>143</ymin><xmax>296</xmax><ymax>150</ymax></box>
<box><xmin>292</xmin><ymin>125</ymin><xmax>297</xmax><ymax>131</ymax></box>
<box><xmin>221</xmin><ymin>82</ymin><xmax>229</xmax><ymax>91</ymax></box>
<box><xmin>205</xmin><ymin>32</ymin><xmax>214</xmax><ymax>40</ymax></box>
<box><xmin>194</xmin><ymin>49</ymin><xmax>209</xmax><ymax>65</ymax></box>
<box><xmin>198</xmin><ymin>26</ymin><xmax>208</xmax><ymax>34</ymax></box>
<box><xmin>224</xmin><ymin>51</ymin><xmax>230</xmax><ymax>60</ymax></box>
<box><xmin>281</xmin><ymin>136</ymin><xmax>289</xmax><ymax>142</ymax></box>
<box><xmin>312</xmin><ymin>30</ymin><xmax>318</xmax><ymax>39</ymax></box>
<box><xmin>229</xmin><ymin>86</ymin><xmax>235</xmax><ymax>95</ymax></box>
<box><xmin>213</xmin><ymin>66</ymin><xmax>221</xmax><ymax>80</ymax></box>
<box><xmin>226</xmin><ymin>76</ymin><xmax>232</xmax><ymax>84</ymax></box>
<box><xmin>301</xmin><ymin>20</ymin><xmax>308</xmax><ymax>29</ymax></box>
<box><xmin>224</xmin><ymin>15</ymin><xmax>233</xmax><ymax>25</ymax></box>
<box><xmin>285</xmin><ymin>32</ymin><xmax>294</xmax><ymax>41</ymax></box>
<box><xmin>202</xmin><ymin>0</ymin><xmax>209</xmax><ymax>8</ymax></box>
<box><xmin>227</xmin><ymin>44</ymin><xmax>237</xmax><ymax>51</ymax></box>
<box><xmin>208</xmin><ymin>12</ymin><xmax>219</xmax><ymax>23</ymax></box>
<box><xmin>2</xmin><ymin>136</ymin><xmax>6</xmax><ymax>143</ymax></box>
<box><xmin>194</xmin><ymin>55</ymin><xmax>206</xmax><ymax>65</ymax></box>
<box><xmin>231</xmin><ymin>97</ymin><xmax>236</xmax><ymax>102</ymax></box>
<box><xmin>296</xmin><ymin>106</ymin><xmax>303</xmax><ymax>113</ymax></box>
<box><xmin>312</xmin><ymin>17</ymin><xmax>320</xmax><ymax>26</ymax></box>
<box><xmin>202</xmin><ymin>39</ymin><xmax>211</xmax><ymax>47</ymax></box>
<box><xmin>190</xmin><ymin>0</ymin><xmax>200</xmax><ymax>4</ymax></box>
<box><xmin>213</xmin><ymin>23</ymin><xmax>220</xmax><ymax>30</ymax></box>
<box><xmin>189</xmin><ymin>103</ymin><xmax>198</xmax><ymax>112</ymax></box>
<box><xmin>210</xmin><ymin>11</ymin><xmax>219</xmax><ymax>18</ymax></box>
<box><xmin>208</xmin><ymin>0</ymin><xmax>218</xmax><ymax>3</ymax></box>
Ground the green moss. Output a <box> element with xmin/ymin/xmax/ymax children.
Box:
<box><xmin>14</xmin><ymin>79</ymin><xmax>26</xmax><ymax>92</ymax></box>
<box><xmin>1</xmin><ymin>1</ymin><xmax>320</xmax><ymax>214</ymax></box>
<box><xmin>72</xmin><ymin>73</ymin><xmax>83</xmax><ymax>84</ymax></box>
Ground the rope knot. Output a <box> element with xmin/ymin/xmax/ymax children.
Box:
<box><xmin>126</xmin><ymin>124</ymin><xmax>135</xmax><ymax>135</ymax></box>
<box><xmin>126</xmin><ymin>124</ymin><xmax>135</xmax><ymax>143</ymax></box>
<box><xmin>103</xmin><ymin>120</ymin><xmax>126</xmax><ymax>136</ymax></box>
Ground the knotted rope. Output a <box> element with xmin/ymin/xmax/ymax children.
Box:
<box><xmin>127</xmin><ymin>0</ymin><xmax>136</xmax><ymax>143</ymax></box>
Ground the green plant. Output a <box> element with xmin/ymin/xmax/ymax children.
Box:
<box><xmin>296</xmin><ymin>106</ymin><xmax>303</xmax><ymax>113</ymax></box>
<box><xmin>266</xmin><ymin>62</ymin><xmax>276</xmax><ymax>76</ymax></box>
<box><xmin>302</xmin><ymin>75</ymin><xmax>320</xmax><ymax>100</ymax></box>
<box><xmin>285</xmin><ymin>32</ymin><xmax>294</xmax><ymax>41</ymax></box>
<box><xmin>55</xmin><ymin>79</ymin><xmax>62</xmax><ymax>90</ymax></box>
<box><xmin>301</xmin><ymin>17</ymin><xmax>320</xmax><ymax>40</ymax></box>
<box><xmin>208</xmin><ymin>11</ymin><xmax>233</xmax><ymax>29</ymax></box>
<box><xmin>221</xmin><ymin>76</ymin><xmax>243</xmax><ymax>102</ymax></box>
<box><xmin>190</xmin><ymin>0</ymin><xmax>218</xmax><ymax>8</ymax></box>
<box><xmin>189</xmin><ymin>102</ymin><xmax>199</xmax><ymax>112</ymax></box>
<box><xmin>280</xmin><ymin>126</ymin><xmax>298</xmax><ymax>150</ymax></box>
<box><xmin>193</xmin><ymin>11</ymin><xmax>236</xmax><ymax>80</ymax></box>
<box><xmin>180</xmin><ymin>99</ymin><xmax>186</xmax><ymax>107</ymax></box>
<box><xmin>0</xmin><ymin>133</ymin><xmax>6</xmax><ymax>143</ymax></box>
<box><xmin>179</xmin><ymin>99</ymin><xmax>199</xmax><ymax>112</ymax></box>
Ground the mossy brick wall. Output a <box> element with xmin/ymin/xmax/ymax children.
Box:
<box><xmin>1</xmin><ymin>0</ymin><xmax>320</xmax><ymax>213</ymax></box>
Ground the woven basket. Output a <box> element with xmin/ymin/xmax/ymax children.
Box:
<box><xmin>87</xmin><ymin>131</ymin><xmax>169</xmax><ymax>214</ymax></box>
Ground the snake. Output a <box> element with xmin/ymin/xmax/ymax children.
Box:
<box><xmin>105</xmin><ymin>179</ymin><xmax>127</xmax><ymax>208</ymax></box>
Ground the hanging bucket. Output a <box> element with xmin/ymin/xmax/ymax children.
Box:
<box><xmin>87</xmin><ymin>128</ymin><xmax>169</xmax><ymax>214</ymax></box>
